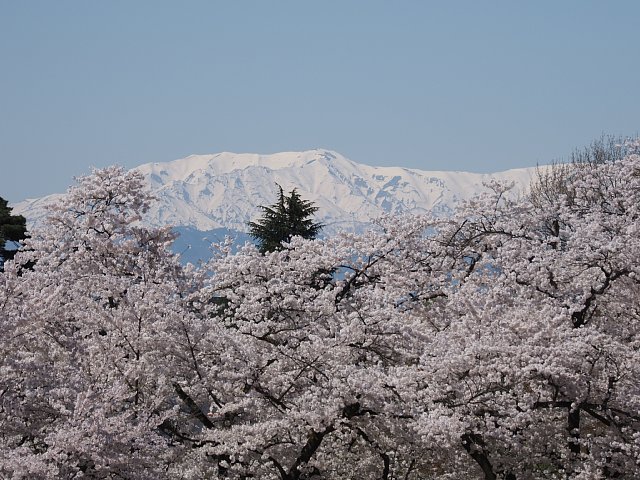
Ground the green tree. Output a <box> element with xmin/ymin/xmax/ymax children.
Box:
<box><xmin>248</xmin><ymin>185</ymin><xmax>323</xmax><ymax>253</ymax></box>
<box><xmin>0</xmin><ymin>196</ymin><xmax>27</xmax><ymax>269</ymax></box>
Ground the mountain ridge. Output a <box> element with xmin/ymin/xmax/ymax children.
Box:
<box><xmin>14</xmin><ymin>149</ymin><xmax>539</xmax><ymax>235</ymax></box>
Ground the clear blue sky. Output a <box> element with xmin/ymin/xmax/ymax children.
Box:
<box><xmin>1</xmin><ymin>1</ymin><xmax>639</xmax><ymax>203</ymax></box>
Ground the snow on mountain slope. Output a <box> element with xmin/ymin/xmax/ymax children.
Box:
<box><xmin>14</xmin><ymin>149</ymin><xmax>539</xmax><ymax>234</ymax></box>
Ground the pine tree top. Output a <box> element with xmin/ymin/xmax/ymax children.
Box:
<box><xmin>248</xmin><ymin>185</ymin><xmax>323</xmax><ymax>253</ymax></box>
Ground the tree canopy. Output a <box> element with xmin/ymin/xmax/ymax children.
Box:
<box><xmin>2</xmin><ymin>141</ymin><xmax>640</xmax><ymax>478</ymax></box>
<box><xmin>248</xmin><ymin>185</ymin><xmax>323</xmax><ymax>253</ymax></box>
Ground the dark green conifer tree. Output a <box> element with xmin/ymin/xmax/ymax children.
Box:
<box><xmin>0</xmin><ymin>196</ymin><xmax>27</xmax><ymax>270</ymax></box>
<box><xmin>248</xmin><ymin>185</ymin><xmax>322</xmax><ymax>253</ymax></box>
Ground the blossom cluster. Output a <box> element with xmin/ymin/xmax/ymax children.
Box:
<box><xmin>2</xmin><ymin>151</ymin><xmax>640</xmax><ymax>479</ymax></box>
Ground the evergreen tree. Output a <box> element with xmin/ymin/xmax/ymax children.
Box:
<box><xmin>248</xmin><ymin>185</ymin><xmax>323</xmax><ymax>253</ymax></box>
<box><xmin>0</xmin><ymin>196</ymin><xmax>27</xmax><ymax>269</ymax></box>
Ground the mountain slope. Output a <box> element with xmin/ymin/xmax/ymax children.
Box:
<box><xmin>14</xmin><ymin>149</ymin><xmax>539</xmax><ymax>235</ymax></box>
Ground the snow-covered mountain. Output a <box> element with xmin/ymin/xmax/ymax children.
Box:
<box><xmin>14</xmin><ymin>149</ymin><xmax>539</xmax><ymax>236</ymax></box>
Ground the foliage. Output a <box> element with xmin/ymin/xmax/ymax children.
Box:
<box><xmin>2</xmin><ymin>144</ymin><xmax>640</xmax><ymax>478</ymax></box>
<box><xmin>530</xmin><ymin>134</ymin><xmax>628</xmax><ymax>211</ymax></box>
<box><xmin>248</xmin><ymin>185</ymin><xmax>323</xmax><ymax>253</ymax></box>
<box><xmin>0</xmin><ymin>167</ymin><xmax>200</xmax><ymax>478</ymax></box>
<box><xmin>0</xmin><ymin>196</ymin><xmax>27</xmax><ymax>269</ymax></box>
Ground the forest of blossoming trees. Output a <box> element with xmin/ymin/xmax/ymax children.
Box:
<box><xmin>1</xmin><ymin>141</ymin><xmax>640</xmax><ymax>479</ymax></box>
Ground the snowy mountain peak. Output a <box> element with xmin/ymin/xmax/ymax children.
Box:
<box><xmin>137</xmin><ymin>149</ymin><xmax>349</xmax><ymax>181</ymax></box>
<box><xmin>14</xmin><ymin>150</ymin><xmax>539</xmax><ymax>235</ymax></box>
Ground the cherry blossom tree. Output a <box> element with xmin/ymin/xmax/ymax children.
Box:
<box><xmin>184</xmin><ymin>223</ymin><xmax>439</xmax><ymax>479</ymax></box>
<box><xmin>0</xmin><ymin>167</ymin><xmax>194</xmax><ymax>478</ymax></box>
<box><xmin>403</xmin><ymin>143</ymin><xmax>640</xmax><ymax>479</ymax></box>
